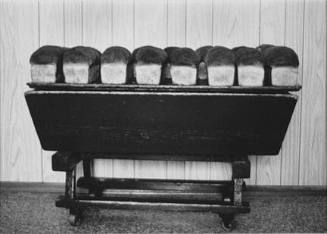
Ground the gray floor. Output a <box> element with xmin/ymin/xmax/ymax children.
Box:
<box><xmin>0</xmin><ymin>190</ymin><xmax>327</xmax><ymax>233</ymax></box>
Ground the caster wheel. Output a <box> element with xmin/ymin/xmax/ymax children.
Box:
<box><xmin>221</xmin><ymin>219</ymin><xmax>233</xmax><ymax>232</ymax></box>
<box><xmin>68</xmin><ymin>214</ymin><xmax>81</xmax><ymax>226</ymax></box>
<box><xmin>219</xmin><ymin>214</ymin><xmax>234</xmax><ymax>232</ymax></box>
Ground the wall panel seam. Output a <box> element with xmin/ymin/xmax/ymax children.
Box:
<box><xmin>63</xmin><ymin>0</ymin><xmax>65</xmax><ymax>46</ymax></box>
<box><xmin>184</xmin><ymin>0</ymin><xmax>187</xmax><ymax>46</ymax></box>
<box><xmin>297</xmin><ymin>0</ymin><xmax>306</xmax><ymax>185</ymax></box>
<box><xmin>298</xmin><ymin>0</ymin><xmax>306</xmax><ymax>185</ymax></box>
<box><xmin>37</xmin><ymin>0</ymin><xmax>44</xmax><ymax>182</ymax></box>
<box><xmin>81</xmin><ymin>0</ymin><xmax>84</xmax><ymax>45</ymax></box>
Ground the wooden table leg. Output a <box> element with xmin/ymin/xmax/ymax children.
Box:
<box><xmin>65</xmin><ymin>168</ymin><xmax>76</xmax><ymax>199</ymax></box>
<box><xmin>65</xmin><ymin>165</ymin><xmax>84</xmax><ymax>226</ymax></box>
<box><xmin>233</xmin><ymin>178</ymin><xmax>243</xmax><ymax>206</ymax></box>
<box><xmin>83</xmin><ymin>159</ymin><xmax>92</xmax><ymax>178</ymax></box>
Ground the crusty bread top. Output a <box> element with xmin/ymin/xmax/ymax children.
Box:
<box><xmin>30</xmin><ymin>45</ymin><xmax>66</xmax><ymax>65</ymax></box>
<box><xmin>205</xmin><ymin>46</ymin><xmax>235</xmax><ymax>66</ymax></box>
<box><xmin>169</xmin><ymin>47</ymin><xmax>200</xmax><ymax>66</ymax></box>
<box><xmin>256</xmin><ymin>44</ymin><xmax>274</xmax><ymax>53</ymax></box>
<box><xmin>164</xmin><ymin>46</ymin><xmax>179</xmax><ymax>59</ymax></box>
<box><xmin>196</xmin><ymin>45</ymin><xmax>213</xmax><ymax>62</ymax></box>
<box><xmin>101</xmin><ymin>46</ymin><xmax>131</xmax><ymax>64</ymax></box>
<box><xmin>63</xmin><ymin>46</ymin><xmax>101</xmax><ymax>66</ymax></box>
<box><xmin>259</xmin><ymin>45</ymin><xmax>299</xmax><ymax>67</ymax></box>
<box><xmin>232</xmin><ymin>46</ymin><xmax>264</xmax><ymax>66</ymax></box>
<box><xmin>133</xmin><ymin>46</ymin><xmax>167</xmax><ymax>64</ymax></box>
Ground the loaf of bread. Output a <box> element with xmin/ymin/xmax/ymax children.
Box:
<box><xmin>257</xmin><ymin>44</ymin><xmax>274</xmax><ymax>53</ymax></box>
<box><xmin>196</xmin><ymin>45</ymin><xmax>213</xmax><ymax>62</ymax></box>
<box><xmin>30</xmin><ymin>45</ymin><xmax>67</xmax><ymax>83</ymax></box>
<box><xmin>164</xmin><ymin>46</ymin><xmax>179</xmax><ymax>58</ymax></box>
<box><xmin>133</xmin><ymin>46</ymin><xmax>167</xmax><ymax>85</ymax></box>
<box><xmin>63</xmin><ymin>46</ymin><xmax>101</xmax><ymax>83</ymax></box>
<box><xmin>196</xmin><ymin>46</ymin><xmax>212</xmax><ymax>85</ymax></box>
<box><xmin>258</xmin><ymin>45</ymin><xmax>299</xmax><ymax>86</ymax></box>
<box><xmin>205</xmin><ymin>46</ymin><xmax>235</xmax><ymax>86</ymax></box>
<box><xmin>169</xmin><ymin>47</ymin><xmax>200</xmax><ymax>85</ymax></box>
<box><xmin>233</xmin><ymin>46</ymin><xmax>265</xmax><ymax>86</ymax></box>
<box><xmin>162</xmin><ymin>47</ymin><xmax>179</xmax><ymax>84</ymax></box>
<box><xmin>101</xmin><ymin>46</ymin><xmax>131</xmax><ymax>84</ymax></box>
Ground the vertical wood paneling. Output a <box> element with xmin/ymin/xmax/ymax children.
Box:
<box><xmin>246</xmin><ymin>156</ymin><xmax>257</xmax><ymax>185</ymax></box>
<box><xmin>83</xmin><ymin>0</ymin><xmax>113</xmax><ymax>177</ymax></box>
<box><xmin>134</xmin><ymin>0</ymin><xmax>167</xmax><ymax>48</ymax></box>
<box><xmin>112</xmin><ymin>0</ymin><xmax>134</xmax><ymax>178</ymax></box>
<box><xmin>0</xmin><ymin>0</ymin><xmax>42</xmax><ymax>182</ymax></box>
<box><xmin>212</xmin><ymin>0</ymin><xmax>260</xmax><ymax>184</ymax></box>
<box><xmin>256</xmin><ymin>0</ymin><xmax>286</xmax><ymax>185</ymax></box>
<box><xmin>167</xmin><ymin>0</ymin><xmax>186</xmax><ymax>47</ymax></box>
<box><xmin>185</xmin><ymin>0</ymin><xmax>212</xmax><ymax>180</ymax></box>
<box><xmin>281</xmin><ymin>0</ymin><xmax>304</xmax><ymax>185</ymax></box>
<box><xmin>299</xmin><ymin>0</ymin><xmax>326</xmax><ymax>185</ymax></box>
<box><xmin>259</xmin><ymin>0</ymin><xmax>286</xmax><ymax>45</ymax></box>
<box><xmin>39</xmin><ymin>0</ymin><xmax>65</xmax><ymax>182</ymax></box>
<box><xmin>0</xmin><ymin>0</ymin><xmax>326</xmax><ymax>185</ymax></box>
<box><xmin>82</xmin><ymin>0</ymin><xmax>112</xmax><ymax>52</ymax></box>
<box><xmin>212</xmin><ymin>0</ymin><xmax>260</xmax><ymax>48</ymax></box>
<box><xmin>39</xmin><ymin>0</ymin><xmax>64</xmax><ymax>45</ymax></box>
<box><xmin>64</xmin><ymin>0</ymin><xmax>82</xmax><ymax>47</ymax></box>
<box><xmin>0</xmin><ymin>1</ymin><xmax>2</xmax><ymax>180</ymax></box>
<box><xmin>112</xmin><ymin>0</ymin><xmax>134</xmax><ymax>51</ymax></box>
<box><xmin>186</xmin><ymin>0</ymin><xmax>212</xmax><ymax>49</ymax></box>
<box><xmin>64</xmin><ymin>0</ymin><xmax>84</xmax><ymax>180</ymax></box>
<box><xmin>134</xmin><ymin>0</ymin><xmax>167</xmax><ymax>179</ymax></box>
<box><xmin>166</xmin><ymin>0</ymin><xmax>186</xmax><ymax>179</ymax></box>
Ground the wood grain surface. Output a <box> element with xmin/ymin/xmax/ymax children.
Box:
<box><xmin>134</xmin><ymin>0</ymin><xmax>167</xmax><ymax>48</ymax></box>
<box><xmin>82</xmin><ymin>0</ymin><xmax>113</xmax><ymax>178</ymax></box>
<box><xmin>185</xmin><ymin>0</ymin><xmax>212</xmax><ymax>180</ymax></box>
<box><xmin>186</xmin><ymin>0</ymin><xmax>212</xmax><ymax>50</ymax></box>
<box><xmin>112</xmin><ymin>0</ymin><xmax>134</xmax><ymax>51</ymax></box>
<box><xmin>256</xmin><ymin>0</ymin><xmax>286</xmax><ymax>185</ymax></box>
<box><xmin>64</xmin><ymin>0</ymin><xmax>82</xmax><ymax>47</ymax></box>
<box><xmin>134</xmin><ymin>0</ymin><xmax>167</xmax><ymax>179</ymax></box>
<box><xmin>300</xmin><ymin>0</ymin><xmax>326</xmax><ymax>185</ymax></box>
<box><xmin>82</xmin><ymin>0</ymin><xmax>112</xmax><ymax>52</ymax></box>
<box><xmin>280</xmin><ymin>0</ymin><xmax>304</xmax><ymax>185</ymax></box>
<box><xmin>25</xmin><ymin>92</ymin><xmax>297</xmax><ymax>155</ymax></box>
<box><xmin>63</xmin><ymin>0</ymin><xmax>84</xmax><ymax>181</ymax></box>
<box><xmin>0</xmin><ymin>0</ymin><xmax>326</xmax><ymax>185</ymax></box>
<box><xmin>212</xmin><ymin>0</ymin><xmax>260</xmax><ymax>184</ymax></box>
<box><xmin>0</xmin><ymin>0</ymin><xmax>42</xmax><ymax>181</ymax></box>
<box><xmin>166</xmin><ymin>0</ymin><xmax>186</xmax><ymax>179</ymax></box>
<box><xmin>212</xmin><ymin>0</ymin><xmax>260</xmax><ymax>48</ymax></box>
<box><xmin>39</xmin><ymin>0</ymin><xmax>65</xmax><ymax>182</ymax></box>
<box><xmin>111</xmin><ymin>0</ymin><xmax>135</xmax><ymax>178</ymax></box>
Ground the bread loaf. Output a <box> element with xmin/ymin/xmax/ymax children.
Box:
<box><xmin>258</xmin><ymin>45</ymin><xmax>299</xmax><ymax>86</ymax></box>
<box><xmin>169</xmin><ymin>47</ymin><xmax>200</xmax><ymax>85</ymax></box>
<box><xmin>162</xmin><ymin>47</ymin><xmax>179</xmax><ymax>84</ymax></box>
<box><xmin>63</xmin><ymin>46</ymin><xmax>101</xmax><ymax>84</ymax></box>
<box><xmin>256</xmin><ymin>44</ymin><xmax>274</xmax><ymax>53</ymax></box>
<box><xmin>205</xmin><ymin>46</ymin><xmax>235</xmax><ymax>86</ymax></box>
<box><xmin>196</xmin><ymin>46</ymin><xmax>212</xmax><ymax>85</ymax></box>
<box><xmin>164</xmin><ymin>46</ymin><xmax>180</xmax><ymax>58</ymax></box>
<box><xmin>30</xmin><ymin>45</ymin><xmax>67</xmax><ymax>83</ymax></box>
<box><xmin>101</xmin><ymin>46</ymin><xmax>131</xmax><ymax>84</ymax></box>
<box><xmin>133</xmin><ymin>46</ymin><xmax>167</xmax><ymax>85</ymax></box>
<box><xmin>233</xmin><ymin>46</ymin><xmax>265</xmax><ymax>86</ymax></box>
<box><xmin>196</xmin><ymin>46</ymin><xmax>213</xmax><ymax>62</ymax></box>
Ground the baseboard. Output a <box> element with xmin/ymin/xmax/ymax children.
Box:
<box><xmin>1</xmin><ymin>181</ymin><xmax>326</xmax><ymax>196</ymax></box>
<box><xmin>0</xmin><ymin>182</ymin><xmax>64</xmax><ymax>193</ymax></box>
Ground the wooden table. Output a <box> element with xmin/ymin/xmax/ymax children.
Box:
<box><xmin>25</xmin><ymin>83</ymin><xmax>300</xmax><ymax>230</ymax></box>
